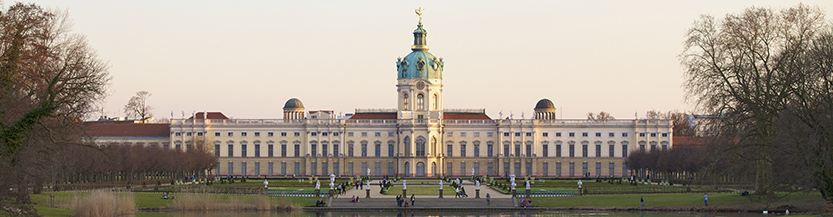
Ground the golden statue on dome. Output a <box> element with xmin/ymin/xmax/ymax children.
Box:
<box><xmin>415</xmin><ymin>7</ymin><xmax>424</xmax><ymax>24</ymax></box>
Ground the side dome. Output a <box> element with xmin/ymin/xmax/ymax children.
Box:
<box><xmin>283</xmin><ymin>98</ymin><xmax>304</xmax><ymax>109</ymax></box>
<box><xmin>535</xmin><ymin>99</ymin><xmax>555</xmax><ymax>110</ymax></box>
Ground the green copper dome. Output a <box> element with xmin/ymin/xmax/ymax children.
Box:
<box><xmin>397</xmin><ymin>23</ymin><xmax>443</xmax><ymax>79</ymax></box>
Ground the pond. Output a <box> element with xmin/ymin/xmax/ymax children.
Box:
<box><xmin>139</xmin><ymin>210</ymin><xmax>782</xmax><ymax>217</ymax></box>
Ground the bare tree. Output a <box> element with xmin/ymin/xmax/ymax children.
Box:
<box><xmin>0</xmin><ymin>3</ymin><xmax>109</xmax><ymax>214</ymax></box>
<box><xmin>124</xmin><ymin>91</ymin><xmax>153</xmax><ymax>121</ymax></box>
<box><xmin>681</xmin><ymin>4</ymin><xmax>828</xmax><ymax>199</ymax></box>
<box><xmin>586</xmin><ymin>111</ymin><xmax>614</xmax><ymax>121</ymax></box>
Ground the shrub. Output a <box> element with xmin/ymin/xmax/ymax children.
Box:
<box><xmin>70</xmin><ymin>190</ymin><xmax>135</xmax><ymax>217</ymax></box>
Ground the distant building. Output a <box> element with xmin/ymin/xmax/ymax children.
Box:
<box><xmin>166</xmin><ymin>13</ymin><xmax>673</xmax><ymax>178</ymax></box>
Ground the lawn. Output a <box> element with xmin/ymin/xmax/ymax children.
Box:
<box><xmin>530</xmin><ymin>192</ymin><xmax>824</xmax><ymax>209</ymax></box>
<box><xmin>385</xmin><ymin>186</ymin><xmax>468</xmax><ymax>196</ymax></box>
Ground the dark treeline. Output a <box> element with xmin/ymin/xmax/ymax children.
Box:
<box><xmin>52</xmin><ymin>142</ymin><xmax>218</xmax><ymax>188</ymax></box>
<box><xmin>625</xmin><ymin>146</ymin><xmax>706</xmax><ymax>182</ymax></box>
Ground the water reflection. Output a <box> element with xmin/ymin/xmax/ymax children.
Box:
<box><xmin>139</xmin><ymin>211</ymin><xmax>778</xmax><ymax>217</ymax></box>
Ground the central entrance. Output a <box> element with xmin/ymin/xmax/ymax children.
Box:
<box><xmin>416</xmin><ymin>162</ymin><xmax>425</xmax><ymax>176</ymax></box>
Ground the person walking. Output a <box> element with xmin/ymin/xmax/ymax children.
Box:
<box><xmin>640</xmin><ymin>196</ymin><xmax>644</xmax><ymax>207</ymax></box>
<box><xmin>410</xmin><ymin>194</ymin><xmax>415</xmax><ymax>206</ymax></box>
<box><xmin>486</xmin><ymin>193</ymin><xmax>491</xmax><ymax>205</ymax></box>
<box><xmin>704</xmin><ymin>193</ymin><xmax>708</xmax><ymax>206</ymax></box>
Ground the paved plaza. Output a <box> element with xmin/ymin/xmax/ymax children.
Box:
<box><xmin>326</xmin><ymin>180</ymin><xmax>521</xmax><ymax>209</ymax></box>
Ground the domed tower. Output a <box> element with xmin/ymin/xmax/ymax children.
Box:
<box><xmin>396</xmin><ymin>7</ymin><xmax>444</xmax><ymax>120</ymax></box>
<box><xmin>283</xmin><ymin>98</ymin><xmax>305</xmax><ymax>119</ymax></box>
<box><xmin>534</xmin><ymin>99</ymin><xmax>557</xmax><ymax>120</ymax></box>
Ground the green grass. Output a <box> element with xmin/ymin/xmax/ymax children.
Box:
<box><xmin>385</xmin><ymin>186</ymin><xmax>460</xmax><ymax>196</ymax></box>
<box><xmin>134</xmin><ymin>192</ymin><xmax>175</xmax><ymax>208</ymax></box>
<box><xmin>531</xmin><ymin>192</ymin><xmax>824</xmax><ymax>208</ymax></box>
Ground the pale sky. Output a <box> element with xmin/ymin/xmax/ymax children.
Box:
<box><xmin>18</xmin><ymin>0</ymin><xmax>832</xmax><ymax>120</ymax></box>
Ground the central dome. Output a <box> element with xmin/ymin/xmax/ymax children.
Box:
<box><xmin>397</xmin><ymin>22</ymin><xmax>443</xmax><ymax>79</ymax></box>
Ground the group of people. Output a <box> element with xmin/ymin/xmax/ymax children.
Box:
<box><xmin>454</xmin><ymin>186</ymin><xmax>469</xmax><ymax>198</ymax></box>
<box><xmin>396</xmin><ymin>194</ymin><xmax>414</xmax><ymax>207</ymax></box>
<box><xmin>519</xmin><ymin>198</ymin><xmax>533</xmax><ymax>208</ymax></box>
<box><xmin>160</xmin><ymin>192</ymin><xmax>174</xmax><ymax>200</ymax></box>
<box><xmin>351</xmin><ymin>195</ymin><xmax>360</xmax><ymax>203</ymax></box>
<box><xmin>315</xmin><ymin>199</ymin><xmax>326</xmax><ymax>207</ymax></box>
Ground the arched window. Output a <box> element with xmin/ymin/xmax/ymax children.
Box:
<box><xmin>403</xmin><ymin>92</ymin><xmax>409</xmax><ymax>110</ymax></box>
<box><xmin>404</xmin><ymin>136</ymin><xmax>411</xmax><ymax>157</ymax></box>
<box><xmin>433</xmin><ymin>94</ymin><xmax>439</xmax><ymax>110</ymax></box>
<box><xmin>417</xmin><ymin>93</ymin><xmax>424</xmax><ymax>110</ymax></box>
<box><xmin>416</xmin><ymin>136</ymin><xmax>426</xmax><ymax>156</ymax></box>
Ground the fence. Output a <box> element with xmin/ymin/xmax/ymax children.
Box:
<box><xmin>266</xmin><ymin>189</ymin><xmax>317</xmax><ymax>197</ymax></box>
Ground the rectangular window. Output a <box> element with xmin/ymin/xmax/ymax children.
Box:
<box><xmin>609</xmin><ymin>163</ymin><xmax>615</xmax><ymax>176</ymax></box>
<box><xmin>503</xmin><ymin>132</ymin><xmax>510</xmax><ymax>137</ymax></box>
<box><xmin>196</xmin><ymin>132</ymin><xmax>204</xmax><ymax>136</ymax></box>
<box><xmin>582</xmin><ymin>132</ymin><xmax>588</xmax><ymax>137</ymax></box>
<box><xmin>241</xmin><ymin>132</ymin><xmax>248</xmax><ymax>137</ymax></box>
<box><xmin>582</xmin><ymin>162</ymin><xmax>588</xmax><ymax>176</ymax></box>
<box><xmin>241</xmin><ymin>162</ymin><xmax>247</xmax><ymax>176</ymax></box>
<box><xmin>448</xmin><ymin>132</ymin><xmax>453</xmax><ymax>137</ymax></box>
<box><xmin>348</xmin><ymin>162</ymin><xmax>354</xmax><ymax>175</ymax></box>
<box><xmin>525</xmin><ymin>144</ymin><xmax>532</xmax><ymax>156</ymax></box>
<box><xmin>361</xmin><ymin>144</ymin><xmax>367</xmax><ymax>157</ymax></box>
<box><xmin>228</xmin><ymin>162</ymin><xmax>234</xmax><ymax>175</ymax></box>
<box><xmin>447</xmin><ymin>144</ymin><xmax>453</xmax><ymax>157</ymax></box>
<box><xmin>503</xmin><ymin>162</ymin><xmax>510</xmax><ymax>176</ymax></box>
<box><xmin>294</xmin><ymin>132</ymin><xmax>300</xmax><ymax>137</ymax></box>
<box><xmin>215</xmin><ymin>132</ymin><xmax>221</xmax><ymax>137</ymax></box>
<box><xmin>662</xmin><ymin>144</ymin><xmax>668</xmax><ymax>150</ymax></box>
<box><xmin>639</xmin><ymin>133</ymin><xmax>646</xmax><ymax>137</ymax></box>
<box><xmin>487</xmin><ymin>162</ymin><xmax>493</xmax><ymax>176</ymax></box>
<box><xmin>389</xmin><ymin>162</ymin><xmax>394</xmax><ymax>175</ymax></box>
<box><xmin>487</xmin><ymin>132</ymin><xmax>494</xmax><ymax>137</ymax></box>
<box><xmin>347</xmin><ymin>132</ymin><xmax>354</xmax><ymax>137</ymax></box>
<box><xmin>461</xmin><ymin>162</ymin><xmax>466</xmax><ymax>176</ymax></box>
<box><xmin>281</xmin><ymin>162</ymin><xmax>287</xmax><ymax>176</ymax></box>
<box><xmin>388</xmin><ymin>132</ymin><xmax>394</xmax><ymax>137</ymax></box>
<box><xmin>311</xmin><ymin>144</ymin><xmax>317</xmax><ymax>156</ymax></box>
<box><xmin>281</xmin><ymin>144</ymin><xmax>287</xmax><ymax>157</ymax></box>
<box><xmin>582</xmin><ymin>145</ymin><xmax>588</xmax><ymax>157</ymax></box>
<box><xmin>361</xmin><ymin>132</ymin><xmax>367</xmax><ymax>137</ymax></box>
<box><xmin>333</xmin><ymin>162</ymin><xmax>339</xmax><ymax>175</ymax></box>
<box><xmin>228</xmin><ymin>144</ymin><xmax>234</xmax><ymax>157</ymax></box>
<box><xmin>569</xmin><ymin>145</ymin><xmax>575</xmax><ymax>157</ymax></box>
<box><xmin>474</xmin><ymin>132</ymin><xmax>480</xmax><ymax>137</ymax></box>
<box><xmin>254</xmin><ymin>144</ymin><xmax>261</xmax><ymax>157</ymax></box>
<box><xmin>474</xmin><ymin>162</ymin><xmax>480</xmax><ymax>175</ymax></box>
<box><xmin>569</xmin><ymin>162</ymin><xmax>575</xmax><ymax>177</ymax></box>
<box><xmin>460</xmin><ymin>145</ymin><xmax>466</xmax><ymax>157</ymax></box>
<box><xmin>241</xmin><ymin>145</ymin><xmax>248</xmax><ymax>157</ymax></box>
<box><xmin>185</xmin><ymin>132</ymin><xmax>191</xmax><ymax>136</ymax></box>
<box><xmin>460</xmin><ymin>132</ymin><xmax>467</xmax><ymax>137</ymax></box>
<box><xmin>487</xmin><ymin>144</ymin><xmax>493</xmax><ymax>157</ymax></box>
<box><xmin>268</xmin><ymin>144</ymin><xmax>274</xmax><ymax>157</ymax></box>
<box><xmin>322</xmin><ymin>163</ymin><xmax>327</xmax><ymax>176</ymax></box>
<box><xmin>623</xmin><ymin>163</ymin><xmax>628</xmax><ymax>177</ymax></box>
<box><xmin>595</xmin><ymin>145</ymin><xmax>601</xmax><ymax>157</ymax></box>
<box><xmin>228</xmin><ymin>132</ymin><xmax>233</xmax><ymax>137</ymax></box>
<box><xmin>311</xmin><ymin>132</ymin><xmax>317</xmax><ymax>136</ymax></box>
<box><xmin>543</xmin><ymin>132</ymin><xmax>548</xmax><ymax>137</ymax></box>
<box><xmin>609</xmin><ymin>145</ymin><xmax>615</xmax><ymax>157</ymax></box>
<box><xmin>556</xmin><ymin>145</ymin><xmax>562</xmax><ymax>157</ymax></box>
<box><xmin>334</xmin><ymin>144</ymin><xmax>339</xmax><ymax>157</ymax></box>
<box><xmin>281</xmin><ymin>132</ymin><xmax>287</xmax><ymax>137</ymax></box>
<box><xmin>322</xmin><ymin>132</ymin><xmax>328</xmax><ymax>136</ymax></box>
<box><xmin>215</xmin><ymin>144</ymin><xmax>220</xmax><ymax>157</ymax></box>
<box><xmin>651</xmin><ymin>144</ymin><xmax>657</xmax><ymax>150</ymax></box>
<box><xmin>622</xmin><ymin>133</ymin><xmax>628</xmax><ymax>137</ymax></box>
<box><xmin>622</xmin><ymin>145</ymin><xmax>628</xmax><ymax>157</ymax></box>
<box><xmin>374</xmin><ymin>132</ymin><xmax>381</xmax><ymax>137</ymax></box>
<box><xmin>504</xmin><ymin>144</ymin><xmax>510</xmax><ymax>156</ymax></box>
<box><xmin>311</xmin><ymin>162</ymin><xmax>317</xmax><ymax>176</ymax></box>
<box><xmin>375</xmin><ymin>162</ymin><xmax>381</xmax><ymax>176</ymax></box>
<box><xmin>268</xmin><ymin>132</ymin><xmax>274</xmax><ymax>137</ymax></box>
<box><xmin>216</xmin><ymin>164</ymin><xmax>220</xmax><ymax>176</ymax></box>
<box><xmin>525</xmin><ymin>132</ymin><xmax>532</xmax><ymax>137</ymax></box>
<box><xmin>640</xmin><ymin>144</ymin><xmax>646</xmax><ymax>150</ymax></box>
<box><xmin>334</xmin><ymin>132</ymin><xmax>340</xmax><ymax>136</ymax></box>
<box><xmin>388</xmin><ymin>144</ymin><xmax>394</xmax><ymax>157</ymax></box>
<box><xmin>515</xmin><ymin>132</ymin><xmax>521</xmax><ymax>137</ymax></box>
<box><xmin>361</xmin><ymin>162</ymin><xmax>367</xmax><ymax>175</ymax></box>
<box><xmin>375</xmin><ymin>144</ymin><xmax>381</xmax><ymax>157</ymax></box>
<box><xmin>254</xmin><ymin>162</ymin><xmax>260</xmax><ymax>176</ymax></box>
<box><xmin>322</xmin><ymin>144</ymin><xmax>328</xmax><ymax>156</ymax></box>
<box><xmin>474</xmin><ymin>145</ymin><xmax>480</xmax><ymax>157</ymax></box>
<box><xmin>294</xmin><ymin>162</ymin><xmax>300</xmax><ymax>176</ymax></box>
<box><xmin>514</xmin><ymin>162</ymin><xmax>521</xmax><ymax>175</ymax></box>
<box><xmin>525</xmin><ymin>162</ymin><xmax>532</xmax><ymax>176</ymax></box>
<box><xmin>515</xmin><ymin>144</ymin><xmax>521</xmax><ymax>156</ymax></box>
<box><xmin>662</xmin><ymin>133</ymin><xmax>668</xmax><ymax>137</ymax></box>
<box><xmin>569</xmin><ymin>132</ymin><xmax>575</xmax><ymax>137</ymax></box>
<box><xmin>543</xmin><ymin>145</ymin><xmax>548</xmax><ymax>157</ymax></box>
<box><xmin>294</xmin><ymin>144</ymin><xmax>300</xmax><ymax>157</ymax></box>
<box><xmin>595</xmin><ymin>162</ymin><xmax>601</xmax><ymax>176</ymax></box>
<box><xmin>556</xmin><ymin>162</ymin><xmax>562</xmax><ymax>176</ymax></box>
<box><xmin>556</xmin><ymin>132</ymin><xmax>562</xmax><ymax>137</ymax></box>
<box><xmin>595</xmin><ymin>132</ymin><xmax>601</xmax><ymax>137</ymax></box>
<box><xmin>254</xmin><ymin>132</ymin><xmax>260</xmax><ymax>137</ymax></box>
<box><xmin>609</xmin><ymin>132</ymin><xmax>615</xmax><ymax>137</ymax></box>
<box><xmin>650</xmin><ymin>133</ymin><xmax>657</xmax><ymax>137</ymax></box>
<box><xmin>447</xmin><ymin>163</ymin><xmax>453</xmax><ymax>176</ymax></box>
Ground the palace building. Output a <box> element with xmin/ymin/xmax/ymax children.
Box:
<box><xmin>137</xmin><ymin>11</ymin><xmax>673</xmax><ymax>178</ymax></box>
